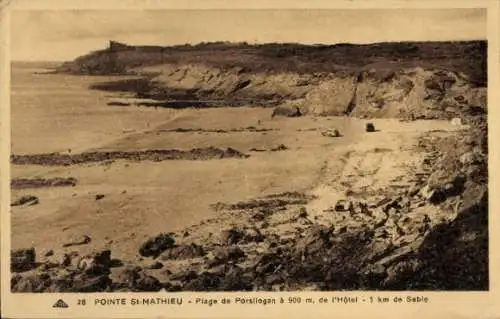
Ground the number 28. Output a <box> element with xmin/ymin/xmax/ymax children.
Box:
<box><xmin>77</xmin><ymin>299</ymin><xmax>86</xmax><ymax>306</ymax></box>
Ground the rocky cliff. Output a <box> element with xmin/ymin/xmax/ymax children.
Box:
<box><xmin>57</xmin><ymin>40</ymin><xmax>487</xmax><ymax>119</ymax></box>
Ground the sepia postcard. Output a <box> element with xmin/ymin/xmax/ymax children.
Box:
<box><xmin>1</xmin><ymin>0</ymin><xmax>499</xmax><ymax>318</ymax></box>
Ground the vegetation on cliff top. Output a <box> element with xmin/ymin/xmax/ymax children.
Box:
<box><xmin>56</xmin><ymin>40</ymin><xmax>487</xmax><ymax>86</ymax></box>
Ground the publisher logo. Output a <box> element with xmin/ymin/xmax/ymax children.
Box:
<box><xmin>53</xmin><ymin>299</ymin><xmax>69</xmax><ymax>308</ymax></box>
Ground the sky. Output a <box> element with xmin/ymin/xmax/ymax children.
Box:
<box><xmin>11</xmin><ymin>8</ymin><xmax>487</xmax><ymax>61</ymax></box>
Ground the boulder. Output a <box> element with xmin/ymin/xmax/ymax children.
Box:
<box><xmin>134</xmin><ymin>274</ymin><xmax>162</xmax><ymax>291</ymax></box>
<box><xmin>217</xmin><ymin>266</ymin><xmax>254</xmax><ymax>291</ymax></box>
<box><xmin>220</xmin><ymin>228</ymin><xmax>244</xmax><ymax>245</ymax></box>
<box><xmin>383</xmin><ymin>259</ymin><xmax>422</xmax><ymax>289</ymax></box>
<box><xmin>271</xmin><ymin>105</ymin><xmax>302</xmax><ymax>118</ymax></box>
<box><xmin>113</xmin><ymin>266</ymin><xmax>162</xmax><ymax>291</ymax></box>
<box><xmin>181</xmin><ymin>266</ymin><xmax>253</xmax><ymax>291</ymax></box>
<box><xmin>334</xmin><ymin>200</ymin><xmax>350</xmax><ymax>212</ymax></box>
<box><xmin>382</xmin><ymin>198</ymin><xmax>402</xmax><ymax>213</ymax></box>
<box><xmin>170</xmin><ymin>270</ymin><xmax>198</xmax><ymax>282</ymax></box>
<box><xmin>296</xmin><ymin>207</ymin><xmax>308</xmax><ymax>218</ymax></box>
<box><xmin>77</xmin><ymin>250</ymin><xmax>112</xmax><ymax>276</ymax></box>
<box><xmin>295</xmin><ymin>225</ymin><xmax>334</xmax><ymax>257</ymax></box>
<box><xmin>62</xmin><ymin>251</ymin><xmax>80</xmax><ymax>267</ymax></box>
<box><xmin>181</xmin><ymin>272</ymin><xmax>221</xmax><ymax>291</ymax></box>
<box><xmin>459</xmin><ymin>151</ymin><xmax>483</xmax><ymax>166</ymax></box>
<box><xmin>270</xmin><ymin>144</ymin><xmax>288</xmax><ymax>151</ymax></box>
<box><xmin>207</xmin><ymin>246</ymin><xmax>246</xmax><ymax>267</ymax></box>
<box><xmin>160</xmin><ymin>243</ymin><xmax>205</xmax><ymax>260</ymax></box>
<box><xmin>420</xmin><ymin>185</ymin><xmax>445</xmax><ymax>204</ymax></box>
<box><xmin>408</xmin><ymin>185</ymin><xmax>421</xmax><ymax>197</ymax></box>
<box><xmin>423</xmin><ymin>173</ymin><xmax>466</xmax><ymax>205</ymax></box>
<box><xmin>360</xmin><ymin>264</ymin><xmax>387</xmax><ymax>288</ymax></box>
<box><xmin>11</xmin><ymin>195</ymin><xmax>39</xmax><ymax>207</ymax></box>
<box><xmin>321</xmin><ymin>129</ymin><xmax>341</xmax><ymax>137</ymax></box>
<box><xmin>139</xmin><ymin>233</ymin><xmax>176</xmax><ymax>258</ymax></box>
<box><xmin>11</xmin><ymin>248</ymin><xmax>37</xmax><ymax>272</ymax></box>
<box><xmin>39</xmin><ymin>261</ymin><xmax>60</xmax><ymax>271</ymax></box>
<box><xmin>11</xmin><ymin>272</ymin><xmax>52</xmax><ymax>292</ymax></box>
<box><xmin>114</xmin><ymin>266</ymin><xmax>142</xmax><ymax>286</ymax></box>
<box><xmin>256</xmin><ymin>247</ymin><xmax>289</xmax><ymax>270</ymax></box>
<box><xmin>241</xmin><ymin>228</ymin><xmax>265</xmax><ymax>243</ymax></box>
<box><xmin>149</xmin><ymin>261</ymin><xmax>164</xmax><ymax>269</ymax></box>
<box><xmin>62</xmin><ymin>235</ymin><xmax>91</xmax><ymax>247</ymax></box>
<box><xmin>366</xmin><ymin>123</ymin><xmax>376</xmax><ymax>132</ymax></box>
<box><xmin>46</xmin><ymin>277</ymin><xmax>75</xmax><ymax>292</ymax></box>
<box><xmin>72</xmin><ymin>274</ymin><xmax>112</xmax><ymax>292</ymax></box>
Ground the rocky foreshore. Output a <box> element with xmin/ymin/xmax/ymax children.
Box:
<box><xmin>11</xmin><ymin>115</ymin><xmax>487</xmax><ymax>292</ymax></box>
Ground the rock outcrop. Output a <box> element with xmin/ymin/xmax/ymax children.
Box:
<box><xmin>56</xmin><ymin>41</ymin><xmax>486</xmax><ymax>120</ymax></box>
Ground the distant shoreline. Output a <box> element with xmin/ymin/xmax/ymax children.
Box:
<box><xmin>11</xmin><ymin>61</ymin><xmax>64</xmax><ymax>69</ymax></box>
